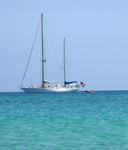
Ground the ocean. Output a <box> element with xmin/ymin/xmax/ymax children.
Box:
<box><xmin>0</xmin><ymin>91</ymin><xmax>128</xmax><ymax>150</ymax></box>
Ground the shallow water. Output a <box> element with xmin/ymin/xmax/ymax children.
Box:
<box><xmin>0</xmin><ymin>91</ymin><xmax>128</xmax><ymax>150</ymax></box>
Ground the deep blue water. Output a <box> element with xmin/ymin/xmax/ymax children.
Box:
<box><xmin>0</xmin><ymin>91</ymin><xmax>128</xmax><ymax>150</ymax></box>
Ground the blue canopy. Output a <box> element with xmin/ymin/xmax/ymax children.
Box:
<box><xmin>65</xmin><ymin>81</ymin><xmax>77</xmax><ymax>85</ymax></box>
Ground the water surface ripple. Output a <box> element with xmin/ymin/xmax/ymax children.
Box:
<box><xmin>0</xmin><ymin>91</ymin><xmax>128</xmax><ymax>149</ymax></box>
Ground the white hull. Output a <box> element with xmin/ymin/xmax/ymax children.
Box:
<box><xmin>21</xmin><ymin>87</ymin><xmax>78</xmax><ymax>93</ymax></box>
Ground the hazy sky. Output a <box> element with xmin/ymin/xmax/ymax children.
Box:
<box><xmin>0</xmin><ymin>0</ymin><xmax>128</xmax><ymax>91</ymax></box>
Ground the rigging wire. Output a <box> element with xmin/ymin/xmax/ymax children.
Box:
<box><xmin>20</xmin><ymin>19</ymin><xmax>41</xmax><ymax>87</ymax></box>
<box><xmin>44</xmin><ymin>19</ymin><xmax>62</xmax><ymax>82</ymax></box>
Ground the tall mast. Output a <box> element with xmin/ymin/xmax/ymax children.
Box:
<box><xmin>63</xmin><ymin>37</ymin><xmax>66</xmax><ymax>86</ymax></box>
<box><xmin>41</xmin><ymin>13</ymin><xmax>45</xmax><ymax>87</ymax></box>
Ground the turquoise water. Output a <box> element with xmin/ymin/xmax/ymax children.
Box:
<box><xmin>0</xmin><ymin>91</ymin><xmax>128</xmax><ymax>150</ymax></box>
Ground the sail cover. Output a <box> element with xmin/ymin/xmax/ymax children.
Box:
<box><xmin>65</xmin><ymin>81</ymin><xmax>77</xmax><ymax>85</ymax></box>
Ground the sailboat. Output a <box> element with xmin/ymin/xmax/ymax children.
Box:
<box><xmin>20</xmin><ymin>14</ymin><xmax>79</xmax><ymax>93</ymax></box>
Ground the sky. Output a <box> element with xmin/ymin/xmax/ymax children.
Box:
<box><xmin>0</xmin><ymin>0</ymin><xmax>128</xmax><ymax>91</ymax></box>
